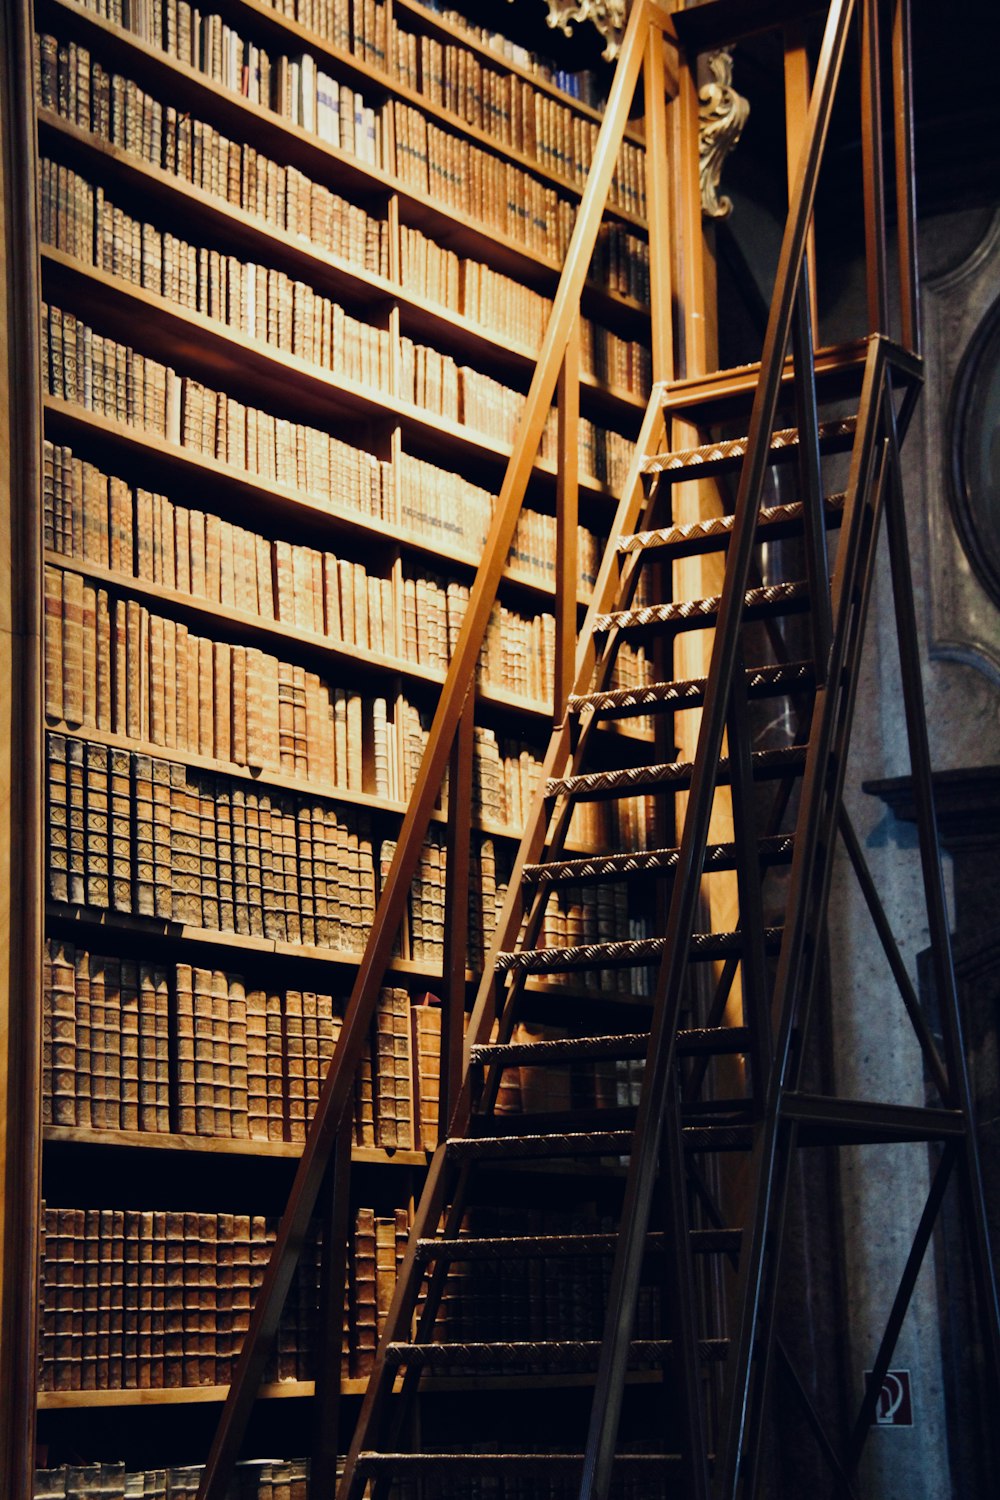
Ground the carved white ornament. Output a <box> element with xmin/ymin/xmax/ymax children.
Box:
<box><xmin>698</xmin><ymin>48</ymin><xmax>749</xmax><ymax>219</ymax></box>
<box><xmin>543</xmin><ymin>0</ymin><xmax>627</xmax><ymax>61</ymax></box>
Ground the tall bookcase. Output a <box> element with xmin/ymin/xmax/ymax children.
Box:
<box><xmin>17</xmin><ymin>0</ymin><xmax>658</xmax><ymax>1487</ymax></box>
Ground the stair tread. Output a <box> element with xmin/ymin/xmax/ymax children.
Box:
<box><xmin>415</xmin><ymin>1228</ymin><xmax>743</xmax><ymax>1261</ymax></box>
<box><xmin>568</xmin><ymin>661</ymin><xmax>815</xmax><ymax>720</ymax></box>
<box><xmin>522</xmin><ymin>834</ymin><xmax>794</xmax><ymax>885</ymax></box>
<box><xmin>617</xmin><ymin>493</ymin><xmax>846</xmax><ymax>557</ymax></box>
<box><xmin>445</xmin><ymin>1125</ymin><xmax>755</xmax><ymax>1161</ymax></box>
<box><xmin>470</xmin><ymin>1026</ymin><xmax>750</xmax><ymax>1066</ymax></box>
<box><xmin>383</xmin><ymin>1338</ymin><xmax>728</xmax><ymax>1368</ymax></box>
<box><xmin>546</xmin><ymin>743</ymin><xmax>807</xmax><ymax>801</ymax></box>
<box><xmin>495</xmin><ymin>929</ymin><xmax>781</xmax><ymax>974</ymax></box>
<box><xmin>594</xmin><ymin>579</ymin><xmax>810</xmax><ymax>635</ymax></box>
<box><xmin>641</xmin><ymin>415</ymin><xmax>857</xmax><ymax>477</ymax></box>
<box><xmin>356</xmin><ymin>1454</ymin><xmax>683</xmax><ymax>1470</ymax></box>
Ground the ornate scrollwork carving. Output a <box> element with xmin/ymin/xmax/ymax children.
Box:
<box><xmin>543</xmin><ymin>0</ymin><xmax>627</xmax><ymax>62</ymax></box>
<box><xmin>698</xmin><ymin>48</ymin><xmax>749</xmax><ymax>219</ymax></box>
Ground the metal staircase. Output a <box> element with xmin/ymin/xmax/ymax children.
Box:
<box><xmin>200</xmin><ymin>2</ymin><xmax>1000</xmax><ymax>1497</ymax></box>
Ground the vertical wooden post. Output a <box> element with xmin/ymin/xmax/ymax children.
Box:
<box><xmin>312</xmin><ymin>1120</ymin><xmax>354</xmax><ymax>1498</ymax></box>
<box><xmin>554</xmin><ymin>315</ymin><xmax>580</xmax><ymax>724</ymax></box>
<box><xmin>441</xmin><ymin>699</ymin><xmax>474</xmax><ymax>1134</ymax></box>
<box><xmin>643</xmin><ymin>25</ymin><xmax>675</xmax><ymax>386</ymax></box>
<box><xmin>891</xmin><ymin>0</ymin><xmax>919</xmax><ymax>354</ymax></box>
<box><xmin>0</xmin><ymin>3</ymin><xmax>43</xmax><ymax>1498</ymax></box>
<box><xmin>784</xmin><ymin>23</ymin><xmax>820</xmax><ymax>338</ymax></box>
<box><xmin>860</xmin><ymin>0</ymin><xmax>889</xmax><ymax>333</ymax></box>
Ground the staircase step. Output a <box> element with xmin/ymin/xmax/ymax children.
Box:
<box><xmin>445</xmin><ymin>1125</ymin><xmax>754</xmax><ymax>1163</ymax></box>
<box><xmin>356</xmin><ymin>1455</ymin><xmax>683</xmax><ymax>1477</ymax></box>
<box><xmin>470</xmin><ymin>1027</ymin><xmax>750</xmax><ymax>1067</ymax></box>
<box><xmin>383</xmin><ymin>1339</ymin><xmax>729</xmax><ymax>1370</ymax></box>
<box><xmin>546</xmin><ymin>743</ymin><xmax>806</xmax><ymax>802</ymax></box>
<box><xmin>495</xmin><ymin>929</ymin><xmax>781</xmax><ymax>975</ymax></box>
<box><xmin>522</xmin><ymin>835</ymin><xmax>794</xmax><ymax>887</ymax></box>
<box><xmin>415</xmin><ymin>1228</ymin><xmax>743</xmax><ymax>1263</ymax></box>
<box><xmin>594</xmin><ymin>580</ymin><xmax>810</xmax><ymax>637</ymax></box>
<box><xmin>640</xmin><ymin>415</ymin><xmax>857</xmax><ymax>480</ymax></box>
<box><xmin>568</xmin><ymin>661</ymin><xmax>815</xmax><ymax>721</ymax></box>
<box><xmin>617</xmin><ymin>493</ymin><xmax>846</xmax><ymax>559</ymax></box>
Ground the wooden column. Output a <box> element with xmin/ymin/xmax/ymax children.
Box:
<box><xmin>0</xmin><ymin>1</ymin><xmax>44</xmax><ymax>1497</ymax></box>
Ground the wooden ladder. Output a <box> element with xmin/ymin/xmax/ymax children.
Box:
<box><xmin>201</xmin><ymin>3</ymin><xmax>1000</xmax><ymax>1497</ymax></box>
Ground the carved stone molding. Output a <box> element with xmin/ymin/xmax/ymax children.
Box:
<box><xmin>544</xmin><ymin>0</ymin><xmax>627</xmax><ymax>61</ymax></box>
<box><xmin>923</xmin><ymin>209</ymin><xmax>1000</xmax><ymax>684</ymax></box>
<box><xmin>698</xmin><ymin>48</ymin><xmax>749</xmax><ymax>219</ymax></box>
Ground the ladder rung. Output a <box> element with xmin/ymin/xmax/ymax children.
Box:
<box><xmin>445</xmin><ymin>1125</ymin><xmax>754</xmax><ymax>1163</ymax></box>
<box><xmin>617</xmin><ymin>493</ymin><xmax>846</xmax><ymax>560</ymax></box>
<box><xmin>470</xmin><ymin>1028</ymin><xmax>750</xmax><ymax>1066</ymax></box>
<box><xmin>356</xmin><ymin>1455</ymin><xmax>683</xmax><ymax>1476</ymax></box>
<box><xmin>545</xmin><ymin>744</ymin><xmax>807</xmax><ymax>802</ymax></box>
<box><xmin>522</xmin><ymin>835</ymin><xmax>794</xmax><ymax>887</ymax></box>
<box><xmin>495</xmin><ymin>930</ymin><xmax>781</xmax><ymax>976</ymax></box>
<box><xmin>568</xmin><ymin>661</ymin><xmax>815</xmax><ymax>721</ymax></box>
<box><xmin>641</xmin><ymin>415</ymin><xmax>857</xmax><ymax>480</ymax></box>
<box><xmin>471</xmin><ymin>1032</ymin><xmax>648</xmax><ymax>1065</ymax></box>
<box><xmin>414</xmin><ymin>1228</ymin><xmax>743</xmax><ymax>1263</ymax></box>
<box><xmin>446</xmin><ymin>1131</ymin><xmax>631</xmax><ymax>1162</ymax></box>
<box><xmin>383</xmin><ymin>1339</ymin><xmax>728</xmax><ymax>1370</ymax></box>
<box><xmin>594</xmin><ymin>580</ymin><xmax>809</xmax><ymax>636</ymax></box>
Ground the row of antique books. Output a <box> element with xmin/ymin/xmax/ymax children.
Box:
<box><xmin>45</xmin><ymin>727</ymin><xmax>655</xmax><ymax>979</ymax></box>
<box><xmin>392</xmin><ymin>26</ymin><xmax>646</xmax><ymax>216</ymax></box>
<box><xmin>409</xmin><ymin>0</ymin><xmax>609</xmax><ymax>106</ymax></box>
<box><xmin>46</xmin><ymin>731</ymin><xmax>379</xmax><ymax>942</ymax></box>
<box><xmin>42</xmin><ymin>564</ymin><xmax>569</xmax><ymax>773</ymax></box>
<box><xmin>68</xmin><ymin>0</ymin><xmax>645</xmax><ymax>216</ymax></box>
<box><xmin>40</xmin><ymin>302</ymin><xmax>636</xmax><ymax>494</ymax></box>
<box><xmin>39</xmin><ymin>1193</ymin><xmax>670</xmax><ymax>1394</ymax></box>
<box><xmin>38</xmin><ymin>32</ymin><xmax>565</xmax><ymax>261</ymax></box>
<box><xmin>43</xmin><ymin>440</ymin><xmax>606</xmax><ymax>595</ymax></box>
<box><xmin>43</xmin><ymin>939</ymin><xmax>441</xmax><ymax>1147</ymax></box>
<box><xmin>41</xmin><ymin>157</ymin><xmax>647</xmax><ymax>395</ymax></box>
<box><xmin>38</xmin><ymin>1200</ymin><xmax>408</xmax><ymax>1390</ymax></box>
<box><xmin>35</xmin><ymin>1461</ymin><xmax>311</xmax><ymax>1500</ymax></box>
<box><xmin>34</xmin><ymin>1457</ymin><xmax>670</xmax><ymax>1500</ymax></box>
<box><xmin>45</xmin><ymin>731</ymin><xmax>510</xmax><ymax>961</ymax></box>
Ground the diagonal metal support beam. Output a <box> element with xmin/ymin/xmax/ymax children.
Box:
<box><xmin>836</xmin><ymin>804</ymin><xmax>950</xmax><ymax>1100</ymax></box>
<box><xmin>845</xmin><ymin>1144</ymin><xmax>957</xmax><ymax>1471</ymax></box>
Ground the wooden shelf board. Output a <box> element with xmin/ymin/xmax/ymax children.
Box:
<box><xmin>42</xmin><ymin>1125</ymin><xmax>429</xmax><ymax>1166</ymax></box>
<box><xmin>38</xmin><ymin>1381</ymin><xmax>317</xmax><ymax>1409</ymax></box>
<box><xmin>44</xmin><ymin>900</ymin><xmax>448</xmax><ymax>980</ymax></box>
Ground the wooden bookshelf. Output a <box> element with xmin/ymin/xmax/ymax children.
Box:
<box><xmin>26</xmin><ymin>0</ymin><xmax>658</xmax><ymax>1479</ymax></box>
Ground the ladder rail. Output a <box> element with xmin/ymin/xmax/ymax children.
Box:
<box><xmin>579</xmin><ymin>4</ymin><xmax>858</xmax><ymax>1496</ymax></box>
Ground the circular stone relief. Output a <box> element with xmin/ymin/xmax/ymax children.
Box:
<box><xmin>949</xmin><ymin>295</ymin><xmax>1000</xmax><ymax>607</ymax></box>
